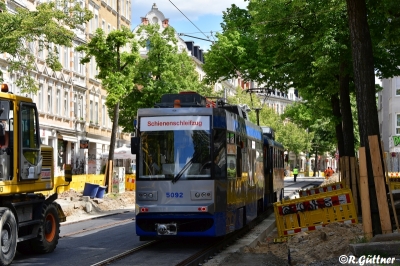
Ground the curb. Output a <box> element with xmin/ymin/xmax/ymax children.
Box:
<box><xmin>349</xmin><ymin>241</ymin><xmax>400</xmax><ymax>257</ymax></box>
<box><xmin>61</xmin><ymin>208</ymin><xmax>135</xmax><ymax>226</ymax></box>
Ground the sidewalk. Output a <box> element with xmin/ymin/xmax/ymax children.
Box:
<box><xmin>61</xmin><ymin>207</ymin><xmax>136</xmax><ymax>225</ymax></box>
<box><xmin>284</xmin><ymin>175</ymin><xmax>325</xmax><ymax>199</ymax></box>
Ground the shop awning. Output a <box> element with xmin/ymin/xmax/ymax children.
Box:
<box><xmin>59</xmin><ymin>133</ymin><xmax>77</xmax><ymax>142</ymax></box>
<box><xmin>101</xmin><ymin>144</ymin><xmax>135</xmax><ymax>160</ymax></box>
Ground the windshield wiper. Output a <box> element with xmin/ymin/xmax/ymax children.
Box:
<box><xmin>171</xmin><ymin>158</ymin><xmax>194</xmax><ymax>184</ymax></box>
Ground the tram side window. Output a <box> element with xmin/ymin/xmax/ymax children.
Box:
<box><xmin>213</xmin><ymin>129</ymin><xmax>226</xmax><ymax>179</ymax></box>
<box><xmin>255</xmin><ymin>144</ymin><xmax>263</xmax><ymax>183</ymax></box>
<box><xmin>272</xmin><ymin>148</ymin><xmax>275</xmax><ymax>169</ymax></box>
<box><xmin>227</xmin><ymin>132</ymin><xmax>236</xmax><ymax>179</ymax></box>
<box><xmin>237</xmin><ymin>140</ymin><xmax>242</xmax><ymax>178</ymax></box>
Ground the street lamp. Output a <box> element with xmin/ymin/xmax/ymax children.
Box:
<box><xmin>253</xmin><ymin>107</ymin><xmax>262</xmax><ymax>126</ymax></box>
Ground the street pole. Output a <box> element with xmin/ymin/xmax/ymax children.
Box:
<box><xmin>305</xmin><ymin>128</ymin><xmax>310</xmax><ymax>177</ymax></box>
<box><xmin>313</xmin><ymin>146</ymin><xmax>318</xmax><ymax>177</ymax></box>
<box><xmin>253</xmin><ymin>108</ymin><xmax>261</xmax><ymax>126</ymax></box>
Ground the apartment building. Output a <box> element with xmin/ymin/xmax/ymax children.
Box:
<box><xmin>0</xmin><ymin>0</ymin><xmax>132</xmax><ymax>176</ymax></box>
<box><xmin>379</xmin><ymin>77</ymin><xmax>400</xmax><ymax>153</ymax></box>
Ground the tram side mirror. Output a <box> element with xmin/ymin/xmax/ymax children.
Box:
<box><xmin>131</xmin><ymin>137</ymin><xmax>140</xmax><ymax>154</ymax></box>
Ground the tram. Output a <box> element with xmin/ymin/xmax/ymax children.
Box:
<box><xmin>131</xmin><ymin>92</ymin><xmax>285</xmax><ymax>240</ymax></box>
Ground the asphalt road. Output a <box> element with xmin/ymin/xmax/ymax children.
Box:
<box><xmin>13</xmin><ymin>212</ymin><xmax>139</xmax><ymax>266</ymax></box>
<box><xmin>12</xmin><ymin>176</ymin><xmax>325</xmax><ymax>266</ymax></box>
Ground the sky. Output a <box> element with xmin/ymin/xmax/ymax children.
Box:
<box><xmin>131</xmin><ymin>0</ymin><xmax>249</xmax><ymax>51</ymax></box>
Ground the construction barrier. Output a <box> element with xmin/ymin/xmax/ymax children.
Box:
<box><xmin>299</xmin><ymin>182</ymin><xmax>343</xmax><ymax>197</ymax></box>
<box><xmin>274</xmin><ymin>188</ymin><xmax>358</xmax><ymax>237</ymax></box>
<box><xmin>385</xmin><ymin>152</ymin><xmax>400</xmax><ymax>190</ymax></box>
<box><xmin>38</xmin><ymin>173</ymin><xmax>136</xmax><ymax>196</ymax></box>
<box><xmin>125</xmin><ymin>174</ymin><xmax>136</xmax><ymax>191</ymax></box>
<box><xmin>387</xmin><ymin>172</ymin><xmax>400</xmax><ymax>190</ymax></box>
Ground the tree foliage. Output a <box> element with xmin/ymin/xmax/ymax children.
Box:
<box><xmin>77</xmin><ymin>26</ymin><xmax>140</xmax><ymax>107</ymax></box>
<box><xmin>0</xmin><ymin>0</ymin><xmax>92</xmax><ymax>92</ymax></box>
<box><xmin>227</xmin><ymin>87</ymin><xmax>309</xmax><ymax>155</ymax></box>
<box><xmin>118</xmin><ymin>24</ymin><xmax>211</xmax><ymax>132</ymax></box>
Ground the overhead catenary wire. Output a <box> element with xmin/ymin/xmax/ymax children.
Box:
<box><xmin>168</xmin><ymin>0</ymin><xmax>213</xmax><ymax>43</ymax></box>
<box><xmin>168</xmin><ymin>0</ymin><xmax>241</xmax><ymax>79</ymax></box>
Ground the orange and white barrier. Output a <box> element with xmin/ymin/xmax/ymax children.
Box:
<box><xmin>299</xmin><ymin>182</ymin><xmax>343</xmax><ymax>197</ymax></box>
<box><xmin>274</xmin><ymin>188</ymin><xmax>358</xmax><ymax>237</ymax></box>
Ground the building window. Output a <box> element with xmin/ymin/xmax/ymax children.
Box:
<box><xmin>102</xmin><ymin>103</ymin><xmax>106</xmax><ymax>125</ymax></box>
<box><xmin>90</xmin><ymin>57</ymin><xmax>98</xmax><ymax>78</ymax></box>
<box><xmin>38</xmin><ymin>40</ymin><xmax>44</xmax><ymax>59</ymax></box>
<box><xmin>63</xmin><ymin>46</ymin><xmax>69</xmax><ymax>69</ymax></box>
<box><xmin>146</xmin><ymin>40</ymin><xmax>150</xmax><ymax>50</ymax></box>
<box><xmin>95</xmin><ymin>102</ymin><xmax>98</xmax><ymax>123</ymax></box>
<box><xmin>396</xmin><ymin>88</ymin><xmax>400</xmax><ymax>96</ymax></box>
<box><xmin>38</xmin><ymin>84</ymin><xmax>43</xmax><ymax>110</ymax></box>
<box><xmin>48</xmin><ymin>87</ymin><xmax>52</xmax><ymax>113</ymax></box>
<box><xmin>397</xmin><ymin>114</ymin><xmax>400</xmax><ymax>135</ymax></box>
<box><xmin>29</xmin><ymin>42</ymin><xmax>35</xmax><ymax>54</ymax></box>
<box><xmin>90</xmin><ymin>100</ymin><xmax>93</xmax><ymax>122</ymax></box>
<box><xmin>56</xmin><ymin>89</ymin><xmax>61</xmax><ymax>115</ymax></box>
<box><xmin>58</xmin><ymin>45</ymin><xmax>62</xmax><ymax>62</ymax></box>
<box><xmin>64</xmin><ymin>91</ymin><xmax>69</xmax><ymax>116</ymax></box>
<box><xmin>127</xmin><ymin>1</ymin><xmax>130</xmax><ymax>18</ymax></box>
<box><xmin>74</xmin><ymin>50</ymin><xmax>84</xmax><ymax>75</ymax></box>
<box><xmin>78</xmin><ymin>96</ymin><xmax>83</xmax><ymax>119</ymax></box>
<box><xmin>74</xmin><ymin>48</ymin><xmax>79</xmax><ymax>72</ymax></box>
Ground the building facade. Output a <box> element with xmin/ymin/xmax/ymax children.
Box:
<box><xmin>379</xmin><ymin>77</ymin><xmax>400</xmax><ymax>152</ymax></box>
<box><xmin>1</xmin><ymin>0</ymin><xmax>132</xmax><ymax>176</ymax></box>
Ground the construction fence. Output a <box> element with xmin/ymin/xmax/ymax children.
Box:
<box><xmin>39</xmin><ymin>172</ymin><xmax>136</xmax><ymax>196</ymax></box>
<box><xmin>274</xmin><ymin>150</ymin><xmax>399</xmax><ymax>239</ymax></box>
<box><xmin>274</xmin><ymin>188</ymin><xmax>358</xmax><ymax>237</ymax></box>
<box><xmin>385</xmin><ymin>152</ymin><xmax>400</xmax><ymax>190</ymax></box>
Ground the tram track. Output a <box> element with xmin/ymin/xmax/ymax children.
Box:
<box><xmin>86</xmin><ymin>208</ymin><xmax>274</xmax><ymax>266</ymax></box>
<box><xmin>176</xmin><ymin>208</ymin><xmax>274</xmax><ymax>266</ymax></box>
<box><xmin>90</xmin><ymin>241</ymin><xmax>161</xmax><ymax>266</ymax></box>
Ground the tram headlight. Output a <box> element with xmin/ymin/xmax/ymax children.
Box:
<box><xmin>191</xmin><ymin>190</ymin><xmax>212</xmax><ymax>200</ymax></box>
<box><xmin>137</xmin><ymin>190</ymin><xmax>158</xmax><ymax>201</ymax></box>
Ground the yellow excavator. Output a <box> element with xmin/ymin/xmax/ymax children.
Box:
<box><xmin>0</xmin><ymin>84</ymin><xmax>70</xmax><ymax>265</ymax></box>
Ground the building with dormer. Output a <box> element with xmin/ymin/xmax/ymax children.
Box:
<box><xmin>1</xmin><ymin>0</ymin><xmax>132</xmax><ymax>176</ymax></box>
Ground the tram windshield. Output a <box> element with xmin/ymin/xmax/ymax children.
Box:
<box><xmin>138</xmin><ymin>130</ymin><xmax>211</xmax><ymax>180</ymax></box>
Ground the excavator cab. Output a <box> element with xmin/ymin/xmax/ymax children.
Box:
<box><xmin>18</xmin><ymin>102</ymin><xmax>41</xmax><ymax>180</ymax></box>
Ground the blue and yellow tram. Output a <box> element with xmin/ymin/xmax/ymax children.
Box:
<box><xmin>131</xmin><ymin>92</ymin><xmax>284</xmax><ymax>240</ymax></box>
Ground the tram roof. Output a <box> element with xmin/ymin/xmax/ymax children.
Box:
<box><xmin>263</xmin><ymin>135</ymin><xmax>285</xmax><ymax>150</ymax></box>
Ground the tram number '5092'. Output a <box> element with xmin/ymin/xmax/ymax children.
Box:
<box><xmin>166</xmin><ymin>192</ymin><xmax>183</xmax><ymax>198</ymax></box>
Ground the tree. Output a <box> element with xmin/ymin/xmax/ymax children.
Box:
<box><xmin>118</xmin><ymin>24</ymin><xmax>211</xmax><ymax>132</ymax></box>
<box><xmin>345</xmin><ymin>0</ymin><xmax>382</xmax><ymax>235</ymax></box>
<box><xmin>0</xmin><ymin>0</ymin><xmax>92</xmax><ymax>92</ymax></box>
<box><xmin>77</xmin><ymin>26</ymin><xmax>140</xmax><ymax>189</ymax></box>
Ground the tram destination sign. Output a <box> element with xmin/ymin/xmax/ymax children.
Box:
<box><xmin>141</xmin><ymin>116</ymin><xmax>210</xmax><ymax>131</ymax></box>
